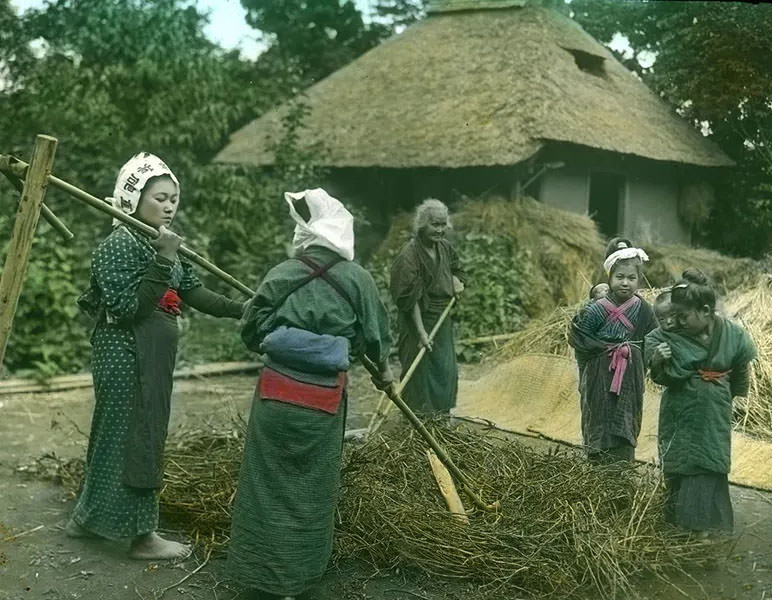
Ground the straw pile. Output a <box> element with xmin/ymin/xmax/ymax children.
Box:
<box><xmin>335</xmin><ymin>423</ymin><xmax>719</xmax><ymax>599</ymax></box>
<box><xmin>45</xmin><ymin>419</ymin><xmax>720</xmax><ymax>599</ymax></box>
<box><xmin>725</xmin><ymin>275</ymin><xmax>772</xmax><ymax>437</ymax></box>
<box><xmin>368</xmin><ymin>195</ymin><xmax>605</xmax><ymax>342</ymax></box>
<box><xmin>645</xmin><ymin>245</ymin><xmax>759</xmax><ymax>291</ymax></box>
<box><xmin>160</xmin><ymin>423</ymin><xmax>245</xmax><ymax>547</ymax></box>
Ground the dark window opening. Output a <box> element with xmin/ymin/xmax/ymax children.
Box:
<box><xmin>589</xmin><ymin>172</ymin><xmax>624</xmax><ymax>237</ymax></box>
<box><xmin>561</xmin><ymin>47</ymin><xmax>606</xmax><ymax>78</ymax></box>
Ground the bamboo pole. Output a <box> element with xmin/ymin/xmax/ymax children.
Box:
<box><xmin>0</xmin><ymin>136</ymin><xmax>58</xmax><ymax>369</ymax></box>
<box><xmin>366</xmin><ymin>296</ymin><xmax>456</xmax><ymax>435</ymax></box>
<box><xmin>361</xmin><ymin>354</ymin><xmax>498</xmax><ymax>513</ymax></box>
<box><xmin>1</xmin><ymin>166</ymin><xmax>74</xmax><ymax>241</ymax></box>
<box><xmin>0</xmin><ymin>155</ymin><xmax>254</xmax><ymax>297</ymax></box>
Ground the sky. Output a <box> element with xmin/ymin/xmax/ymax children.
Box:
<box><xmin>10</xmin><ymin>0</ymin><xmax>378</xmax><ymax>61</ymax></box>
<box><xmin>10</xmin><ymin>0</ymin><xmax>649</xmax><ymax>68</ymax></box>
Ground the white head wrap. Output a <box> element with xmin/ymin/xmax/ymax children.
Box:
<box><xmin>107</xmin><ymin>152</ymin><xmax>179</xmax><ymax>226</ymax></box>
<box><xmin>284</xmin><ymin>188</ymin><xmax>355</xmax><ymax>261</ymax></box>
<box><xmin>603</xmin><ymin>247</ymin><xmax>649</xmax><ymax>275</ymax></box>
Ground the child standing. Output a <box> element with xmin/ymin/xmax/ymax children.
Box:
<box><xmin>570</xmin><ymin>244</ymin><xmax>656</xmax><ymax>464</ymax></box>
<box><xmin>646</xmin><ymin>269</ymin><xmax>755</xmax><ymax>534</ymax></box>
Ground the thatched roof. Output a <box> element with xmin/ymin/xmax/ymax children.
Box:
<box><xmin>215</xmin><ymin>5</ymin><xmax>733</xmax><ymax>169</ymax></box>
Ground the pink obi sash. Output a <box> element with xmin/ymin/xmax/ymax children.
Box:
<box><xmin>607</xmin><ymin>342</ymin><xmax>631</xmax><ymax>394</ymax></box>
<box><xmin>597</xmin><ymin>295</ymin><xmax>640</xmax><ymax>332</ymax></box>
<box><xmin>257</xmin><ymin>367</ymin><xmax>346</xmax><ymax>414</ymax></box>
<box><xmin>598</xmin><ymin>296</ymin><xmax>640</xmax><ymax>394</ymax></box>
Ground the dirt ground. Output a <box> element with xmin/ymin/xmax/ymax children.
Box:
<box><xmin>1</xmin><ymin>367</ymin><xmax>772</xmax><ymax>600</ymax></box>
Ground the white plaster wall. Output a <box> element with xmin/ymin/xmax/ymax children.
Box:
<box><xmin>538</xmin><ymin>168</ymin><xmax>589</xmax><ymax>214</ymax></box>
<box><xmin>624</xmin><ymin>175</ymin><xmax>691</xmax><ymax>244</ymax></box>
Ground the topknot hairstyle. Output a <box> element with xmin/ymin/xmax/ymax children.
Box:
<box><xmin>670</xmin><ymin>268</ymin><xmax>716</xmax><ymax>312</ymax></box>
<box><xmin>604</xmin><ymin>236</ymin><xmax>634</xmax><ymax>259</ymax></box>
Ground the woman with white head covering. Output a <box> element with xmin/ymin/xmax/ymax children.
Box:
<box><xmin>67</xmin><ymin>152</ymin><xmax>245</xmax><ymax>559</ymax></box>
<box><xmin>228</xmin><ymin>188</ymin><xmax>393</xmax><ymax>600</ymax></box>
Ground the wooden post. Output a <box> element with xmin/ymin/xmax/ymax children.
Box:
<box><xmin>0</xmin><ymin>135</ymin><xmax>58</xmax><ymax>370</ymax></box>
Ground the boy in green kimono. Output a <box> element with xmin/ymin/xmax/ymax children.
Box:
<box><xmin>646</xmin><ymin>269</ymin><xmax>755</xmax><ymax>534</ymax></box>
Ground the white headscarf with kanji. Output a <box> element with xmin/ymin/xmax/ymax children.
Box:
<box><xmin>107</xmin><ymin>152</ymin><xmax>179</xmax><ymax>227</ymax></box>
<box><xmin>603</xmin><ymin>247</ymin><xmax>649</xmax><ymax>275</ymax></box>
<box><xmin>284</xmin><ymin>188</ymin><xmax>355</xmax><ymax>261</ymax></box>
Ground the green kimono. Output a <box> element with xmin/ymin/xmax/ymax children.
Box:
<box><xmin>72</xmin><ymin>226</ymin><xmax>242</xmax><ymax>539</ymax></box>
<box><xmin>646</xmin><ymin>318</ymin><xmax>755</xmax><ymax>531</ymax></box>
<box><xmin>390</xmin><ymin>237</ymin><xmax>464</xmax><ymax>414</ymax></box>
<box><xmin>228</xmin><ymin>245</ymin><xmax>391</xmax><ymax>597</ymax></box>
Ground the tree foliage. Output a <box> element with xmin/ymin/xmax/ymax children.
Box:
<box><xmin>0</xmin><ymin>0</ymin><xmax>323</xmax><ymax>375</ymax></box>
<box><xmin>570</xmin><ymin>0</ymin><xmax>772</xmax><ymax>256</ymax></box>
<box><xmin>1</xmin><ymin>0</ymin><xmax>770</xmax><ymax>375</ymax></box>
<box><xmin>240</xmin><ymin>0</ymin><xmax>389</xmax><ymax>85</ymax></box>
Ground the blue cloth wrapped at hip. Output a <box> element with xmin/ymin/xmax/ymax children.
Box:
<box><xmin>261</xmin><ymin>325</ymin><xmax>350</xmax><ymax>374</ymax></box>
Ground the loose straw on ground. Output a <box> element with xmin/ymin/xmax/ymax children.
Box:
<box><xmin>48</xmin><ymin>421</ymin><xmax>720</xmax><ymax>599</ymax></box>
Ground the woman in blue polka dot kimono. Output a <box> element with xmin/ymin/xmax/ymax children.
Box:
<box><xmin>66</xmin><ymin>153</ymin><xmax>245</xmax><ymax>559</ymax></box>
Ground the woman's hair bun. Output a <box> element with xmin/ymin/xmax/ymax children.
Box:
<box><xmin>604</xmin><ymin>236</ymin><xmax>633</xmax><ymax>259</ymax></box>
<box><xmin>681</xmin><ymin>268</ymin><xmax>709</xmax><ymax>286</ymax></box>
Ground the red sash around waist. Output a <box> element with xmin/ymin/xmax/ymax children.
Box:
<box><xmin>257</xmin><ymin>367</ymin><xmax>346</xmax><ymax>415</ymax></box>
<box><xmin>697</xmin><ymin>368</ymin><xmax>731</xmax><ymax>383</ymax></box>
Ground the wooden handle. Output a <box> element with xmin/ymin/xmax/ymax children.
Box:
<box><xmin>427</xmin><ymin>449</ymin><xmax>469</xmax><ymax>523</ymax></box>
<box><xmin>0</xmin><ymin>154</ymin><xmax>255</xmax><ymax>297</ymax></box>
<box><xmin>366</xmin><ymin>296</ymin><xmax>457</xmax><ymax>434</ymax></box>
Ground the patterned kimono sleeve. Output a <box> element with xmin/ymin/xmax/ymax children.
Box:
<box><xmin>575</xmin><ymin>298</ymin><xmax>605</xmax><ymax>333</ymax></box>
<box><xmin>179</xmin><ymin>259</ymin><xmax>202</xmax><ymax>292</ymax></box>
<box><xmin>93</xmin><ymin>230</ymin><xmax>164</xmax><ymax>324</ymax></box>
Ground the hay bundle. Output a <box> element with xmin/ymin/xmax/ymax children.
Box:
<box><xmin>645</xmin><ymin>245</ymin><xmax>758</xmax><ymax>291</ymax></box>
<box><xmin>489</xmin><ymin>305</ymin><xmax>576</xmax><ymax>360</ymax></box>
<box><xmin>725</xmin><ymin>276</ymin><xmax>772</xmax><ymax>437</ymax></box>
<box><xmin>336</xmin><ymin>423</ymin><xmax>718</xmax><ymax>599</ymax></box>
<box><xmin>161</xmin><ymin>424</ymin><xmax>244</xmax><ymax>547</ymax></box>
<box><xmin>46</xmin><ymin>420</ymin><xmax>718</xmax><ymax>597</ymax></box>
<box><xmin>52</xmin><ymin>423</ymin><xmax>245</xmax><ymax>548</ymax></box>
<box><xmin>491</xmin><ymin>289</ymin><xmax>662</xmax><ymax>363</ymax></box>
<box><xmin>368</xmin><ymin>195</ymin><xmax>605</xmax><ymax>342</ymax></box>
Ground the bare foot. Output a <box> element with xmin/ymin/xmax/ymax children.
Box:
<box><xmin>65</xmin><ymin>519</ymin><xmax>101</xmax><ymax>539</ymax></box>
<box><xmin>128</xmin><ymin>532</ymin><xmax>191</xmax><ymax>560</ymax></box>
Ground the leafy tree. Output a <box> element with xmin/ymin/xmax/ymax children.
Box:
<box><xmin>0</xmin><ymin>0</ymin><xmax>305</xmax><ymax>374</ymax></box>
<box><xmin>570</xmin><ymin>0</ymin><xmax>772</xmax><ymax>256</ymax></box>
<box><xmin>374</xmin><ymin>0</ymin><xmax>425</xmax><ymax>29</ymax></box>
<box><xmin>240</xmin><ymin>0</ymin><xmax>389</xmax><ymax>85</ymax></box>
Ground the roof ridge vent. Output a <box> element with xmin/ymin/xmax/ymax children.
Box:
<box><xmin>561</xmin><ymin>46</ymin><xmax>606</xmax><ymax>78</ymax></box>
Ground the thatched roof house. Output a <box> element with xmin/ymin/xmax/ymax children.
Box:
<box><xmin>216</xmin><ymin>0</ymin><xmax>733</xmax><ymax>244</ymax></box>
